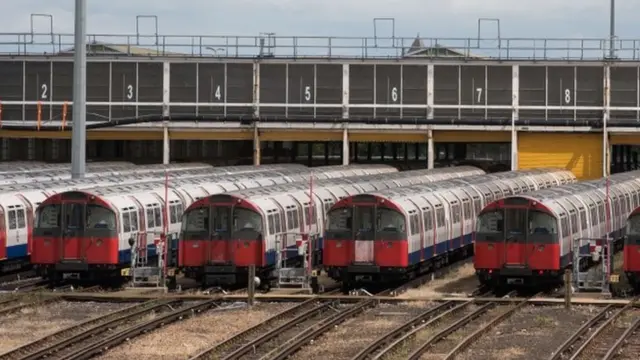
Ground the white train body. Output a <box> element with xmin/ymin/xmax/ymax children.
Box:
<box><xmin>178</xmin><ymin>166</ymin><xmax>485</xmax><ymax>286</ymax></box>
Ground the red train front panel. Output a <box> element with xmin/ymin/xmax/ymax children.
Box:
<box><xmin>624</xmin><ymin>212</ymin><xmax>640</xmax><ymax>289</ymax></box>
<box><xmin>179</xmin><ymin>195</ymin><xmax>266</xmax><ymax>286</ymax></box>
<box><xmin>324</xmin><ymin>196</ymin><xmax>408</xmax><ymax>285</ymax></box>
<box><xmin>33</xmin><ymin>191</ymin><xmax>120</xmax><ymax>277</ymax></box>
<box><xmin>474</xmin><ymin>197</ymin><xmax>561</xmax><ymax>286</ymax></box>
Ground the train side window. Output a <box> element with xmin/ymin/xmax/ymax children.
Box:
<box><xmin>303</xmin><ymin>206</ymin><xmax>310</xmax><ymax>226</ymax></box>
<box><xmin>170</xmin><ymin>205</ymin><xmax>178</xmax><ymax>224</ymax></box>
<box><xmin>130</xmin><ymin>211</ymin><xmax>139</xmax><ymax>232</ymax></box>
<box><xmin>17</xmin><ymin>209</ymin><xmax>25</xmax><ymax>228</ymax></box>
<box><xmin>154</xmin><ymin>207</ymin><xmax>162</xmax><ymax>228</ymax></box>
<box><xmin>274</xmin><ymin>213</ymin><xmax>282</xmax><ymax>233</ymax></box>
<box><xmin>8</xmin><ymin>210</ymin><xmax>16</xmax><ymax>230</ymax></box>
<box><xmin>590</xmin><ymin>208</ymin><xmax>597</xmax><ymax>226</ymax></box>
<box><xmin>463</xmin><ymin>201</ymin><xmax>470</xmax><ymax>220</ymax></box>
<box><xmin>570</xmin><ymin>213</ymin><xmax>578</xmax><ymax>234</ymax></box>
<box><xmin>268</xmin><ymin>215</ymin><xmax>275</xmax><ymax>235</ymax></box>
<box><xmin>436</xmin><ymin>208</ymin><xmax>445</xmax><ymax>227</ymax></box>
<box><xmin>287</xmin><ymin>211</ymin><xmax>294</xmax><ymax>230</ymax></box>
<box><xmin>122</xmin><ymin>213</ymin><xmax>131</xmax><ymax>233</ymax></box>
<box><xmin>412</xmin><ymin>215</ymin><xmax>419</xmax><ymax>234</ymax></box>
<box><xmin>452</xmin><ymin>204</ymin><xmax>460</xmax><ymax>223</ymax></box>
<box><xmin>579</xmin><ymin>210</ymin><xmax>587</xmax><ymax>230</ymax></box>
<box><xmin>147</xmin><ymin>208</ymin><xmax>155</xmax><ymax>228</ymax></box>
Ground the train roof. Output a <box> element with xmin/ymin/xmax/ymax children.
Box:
<box><xmin>197</xmin><ymin>166</ymin><xmax>484</xmax><ymax>205</ymax></box>
<box><xmin>485</xmin><ymin>170</ymin><xmax>640</xmax><ymax>216</ymax></box>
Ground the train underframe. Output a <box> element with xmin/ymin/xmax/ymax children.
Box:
<box><xmin>183</xmin><ymin>249</ymin><xmax>323</xmax><ymax>291</ymax></box>
<box><xmin>327</xmin><ymin>243</ymin><xmax>474</xmax><ymax>294</ymax></box>
<box><xmin>0</xmin><ymin>256</ymin><xmax>31</xmax><ymax>274</ymax></box>
<box><xmin>37</xmin><ymin>261</ymin><xmax>125</xmax><ymax>286</ymax></box>
<box><xmin>476</xmin><ymin>240</ymin><xmax>625</xmax><ymax>290</ymax></box>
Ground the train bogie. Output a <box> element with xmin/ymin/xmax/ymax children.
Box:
<box><xmin>323</xmin><ymin>168</ymin><xmax>579</xmax><ymax>291</ymax></box>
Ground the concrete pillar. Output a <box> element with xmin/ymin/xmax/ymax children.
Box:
<box><xmin>603</xmin><ymin>64</ymin><xmax>611</xmax><ymax>177</ymax></box>
<box><xmin>427</xmin><ymin>129</ymin><xmax>434</xmax><ymax>169</ymax></box>
<box><xmin>342</xmin><ymin>64</ymin><xmax>349</xmax><ymax>120</ymax></box>
<box><xmin>0</xmin><ymin>138</ymin><xmax>8</xmax><ymax>161</ymax></box>
<box><xmin>253</xmin><ymin>126</ymin><xmax>261</xmax><ymax>166</ymax></box>
<box><xmin>27</xmin><ymin>138</ymin><xmax>35</xmax><ymax>160</ymax></box>
<box><xmin>427</xmin><ymin>65</ymin><xmax>434</xmax><ymax>121</ymax></box>
<box><xmin>253</xmin><ymin>62</ymin><xmax>260</xmax><ymax>118</ymax></box>
<box><xmin>342</xmin><ymin>126</ymin><xmax>349</xmax><ymax>165</ymax></box>
<box><xmin>511</xmin><ymin>64</ymin><xmax>519</xmax><ymax>171</ymax></box>
<box><xmin>162</xmin><ymin>124</ymin><xmax>170</xmax><ymax>164</ymax></box>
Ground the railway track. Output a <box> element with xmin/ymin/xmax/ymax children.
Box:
<box><xmin>0</xmin><ymin>285</ymin><xmax>101</xmax><ymax>317</ymax></box>
<box><xmin>0</xmin><ymin>278</ymin><xmax>47</xmax><ymax>292</ymax></box>
<box><xmin>602</xmin><ymin>314</ymin><xmax>640</xmax><ymax>360</ymax></box>
<box><xmin>548</xmin><ymin>296</ymin><xmax>640</xmax><ymax>360</ymax></box>
<box><xmin>350</xmin><ymin>290</ymin><xmax>534</xmax><ymax>360</ymax></box>
<box><xmin>19</xmin><ymin>299</ymin><xmax>239</xmax><ymax>360</ymax></box>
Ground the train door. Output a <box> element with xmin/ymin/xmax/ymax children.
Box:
<box><xmin>353</xmin><ymin>205</ymin><xmax>375</xmax><ymax>263</ymax></box>
<box><xmin>503</xmin><ymin>207</ymin><xmax>528</xmax><ymax>266</ymax></box>
<box><xmin>0</xmin><ymin>206</ymin><xmax>6</xmax><ymax>260</ymax></box>
<box><xmin>59</xmin><ymin>202</ymin><xmax>86</xmax><ymax>261</ymax></box>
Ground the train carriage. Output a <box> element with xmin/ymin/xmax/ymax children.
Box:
<box><xmin>178</xmin><ymin>166</ymin><xmax>485</xmax><ymax>287</ymax></box>
<box><xmin>475</xmin><ymin>170</ymin><xmax>640</xmax><ymax>289</ymax></box>
<box><xmin>323</xmin><ymin>169</ymin><xmax>577</xmax><ymax>291</ymax></box>
<box><xmin>31</xmin><ymin>164</ymin><xmax>393</xmax><ymax>283</ymax></box>
<box><xmin>625</xmin><ymin>208</ymin><xmax>640</xmax><ymax>291</ymax></box>
<box><xmin>0</xmin><ymin>163</ymin><xmax>304</xmax><ymax>274</ymax></box>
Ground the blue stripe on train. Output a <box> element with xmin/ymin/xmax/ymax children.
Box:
<box><xmin>6</xmin><ymin>244</ymin><xmax>28</xmax><ymax>259</ymax></box>
<box><xmin>409</xmin><ymin>233</ymin><xmax>474</xmax><ymax>265</ymax></box>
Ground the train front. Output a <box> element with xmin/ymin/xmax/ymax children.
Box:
<box><xmin>324</xmin><ymin>194</ymin><xmax>409</xmax><ymax>288</ymax></box>
<box><xmin>179</xmin><ymin>194</ymin><xmax>264</xmax><ymax>286</ymax></box>
<box><xmin>474</xmin><ymin>197</ymin><xmax>561</xmax><ymax>287</ymax></box>
<box><xmin>625</xmin><ymin>208</ymin><xmax>640</xmax><ymax>290</ymax></box>
<box><xmin>32</xmin><ymin>191</ymin><xmax>119</xmax><ymax>282</ymax></box>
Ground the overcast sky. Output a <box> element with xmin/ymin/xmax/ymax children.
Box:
<box><xmin>1</xmin><ymin>0</ymin><xmax>637</xmax><ymax>57</ymax></box>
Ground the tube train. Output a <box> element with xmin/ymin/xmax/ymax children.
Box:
<box><xmin>0</xmin><ymin>162</ymin><xmax>220</xmax><ymax>186</ymax></box>
<box><xmin>0</xmin><ymin>161</ymin><xmax>131</xmax><ymax>175</ymax></box>
<box><xmin>625</xmin><ymin>208</ymin><xmax>640</xmax><ymax>291</ymax></box>
<box><xmin>178</xmin><ymin>166</ymin><xmax>485</xmax><ymax>287</ymax></box>
<box><xmin>475</xmin><ymin>170</ymin><xmax>640</xmax><ymax>289</ymax></box>
<box><xmin>31</xmin><ymin>164</ymin><xmax>394</xmax><ymax>283</ymax></box>
<box><xmin>0</xmin><ymin>163</ymin><xmax>304</xmax><ymax>273</ymax></box>
<box><xmin>323</xmin><ymin>169</ymin><xmax>576</xmax><ymax>291</ymax></box>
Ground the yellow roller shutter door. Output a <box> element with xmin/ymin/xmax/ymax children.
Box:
<box><xmin>518</xmin><ymin>132</ymin><xmax>603</xmax><ymax>180</ymax></box>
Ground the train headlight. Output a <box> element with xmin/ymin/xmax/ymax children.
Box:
<box><xmin>538</xmin><ymin>245</ymin><xmax>545</xmax><ymax>252</ymax></box>
<box><xmin>44</xmin><ymin>239</ymin><xmax>51</xmax><ymax>246</ymax></box>
<box><xmin>96</xmin><ymin>239</ymin><xmax>103</xmax><ymax>246</ymax></box>
<box><xmin>336</xmin><ymin>241</ymin><xmax>342</xmax><ymax>248</ymax></box>
<box><xmin>243</xmin><ymin>241</ymin><xmax>250</xmax><ymax>248</ymax></box>
<box><xmin>487</xmin><ymin>244</ymin><xmax>494</xmax><ymax>250</ymax></box>
<box><xmin>387</xmin><ymin>242</ymin><xmax>392</xmax><ymax>248</ymax></box>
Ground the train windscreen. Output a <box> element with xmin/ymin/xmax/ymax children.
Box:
<box><xmin>375</xmin><ymin>208</ymin><xmax>406</xmax><ymax>241</ymax></box>
<box><xmin>626</xmin><ymin>214</ymin><xmax>640</xmax><ymax>245</ymax></box>
<box><xmin>476</xmin><ymin>208</ymin><xmax>557</xmax><ymax>243</ymax></box>
<box><xmin>35</xmin><ymin>203</ymin><xmax>117</xmax><ymax>236</ymax></box>
<box><xmin>232</xmin><ymin>208</ymin><xmax>263</xmax><ymax>240</ymax></box>
<box><xmin>325</xmin><ymin>207</ymin><xmax>353</xmax><ymax>240</ymax></box>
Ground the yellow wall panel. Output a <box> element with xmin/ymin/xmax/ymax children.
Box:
<box><xmin>170</xmin><ymin>130</ymin><xmax>252</xmax><ymax>141</ymax></box>
<box><xmin>610</xmin><ymin>134</ymin><xmax>640</xmax><ymax>145</ymax></box>
<box><xmin>434</xmin><ymin>131</ymin><xmax>510</xmax><ymax>143</ymax></box>
<box><xmin>260</xmin><ymin>131</ymin><xmax>342</xmax><ymax>142</ymax></box>
<box><xmin>349</xmin><ymin>132</ymin><xmax>427</xmax><ymax>143</ymax></box>
<box><xmin>518</xmin><ymin>132</ymin><xmax>603</xmax><ymax>180</ymax></box>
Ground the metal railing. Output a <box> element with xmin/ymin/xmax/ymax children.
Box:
<box><xmin>0</xmin><ymin>32</ymin><xmax>637</xmax><ymax>60</ymax></box>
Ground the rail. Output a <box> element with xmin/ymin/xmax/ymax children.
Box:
<box><xmin>1</xmin><ymin>32</ymin><xmax>640</xmax><ymax>60</ymax></box>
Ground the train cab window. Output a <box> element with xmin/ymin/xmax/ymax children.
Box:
<box><xmin>326</xmin><ymin>207</ymin><xmax>352</xmax><ymax>232</ymax></box>
<box><xmin>86</xmin><ymin>205</ymin><xmax>117</xmax><ymax>230</ymax></box>
<box><xmin>64</xmin><ymin>203</ymin><xmax>84</xmax><ymax>230</ymax></box>
<box><xmin>627</xmin><ymin>214</ymin><xmax>640</xmax><ymax>234</ymax></box>
<box><xmin>529</xmin><ymin>211</ymin><xmax>557</xmax><ymax>235</ymax></box>
<box><xmin>8</xmin><ymin>210</ymin><xmax>16</xmax><ymax>230</ymax></box>
<box><xmin>36</xmin><ymin>204</ymin><xmax>61</xmax><ymax>229</ymax></box>
<box><xmin>376</xmin><ymin>208</ymin><xmax>405</xmax><ymax>233</ymax></box>
<box><xmin>232</xmin><ymin>208</ymin><xmax>263</xmax><ymax>233</ymax></box>
<box><xmin>16</xmin><ymin>209</ymin><xmax>25</xmax><ymax>228</ymax></box>
<box><xmin>181</xmin><ymin>207</ymin><xmax>208</xmax><ymax>232</ymax></box>
<box><xmin>477</xmin><ymin>210</ymin><xmax>503</xmax><ymax>233</ymax></box>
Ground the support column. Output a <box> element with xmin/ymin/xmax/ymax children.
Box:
<box><xmin>427</xmin><ymin>64</ymin><xmax>434</xmax><ymax>120</ymax></box>
<box><xmin>253</xmin><ymin>125</ymin><xmax>261</xmax><ymax>166</ymax></box>
<box><xmin>162</xmin><ymin>61</ymin><xmax>171</xmax><ymax>165</ymax></box>
<box><xmin>1</xmin><ymin>138</ymin><xmax>8</xmax><ymax>161</ymax></box>
<box><xmin>342</xmin><ymin>64</ymin><xmax>349</xmax><ymax>120</ymax></box>
<box><xmin>511</xmin><ymin>65</ymin><xmax>519</xmax><ymax>171</ymax></box>
<box><xmin>603</xmin><ymin>64</ymin><xmax>611</xmax><ymax>177</ymax></box>
<box><xmin>427</xmin><ymin>129</ymin><xmax>434</xmax><ymax>169</ymax></box>
<box><xmin>342</xmin><ymin>126</ymin><xmax>349</xmax><ymax>165</ymax></box>
<box><xmin>253</xmin><ymin>62</ymin><xmax>260</xmax><ymax>118</ymax></box>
